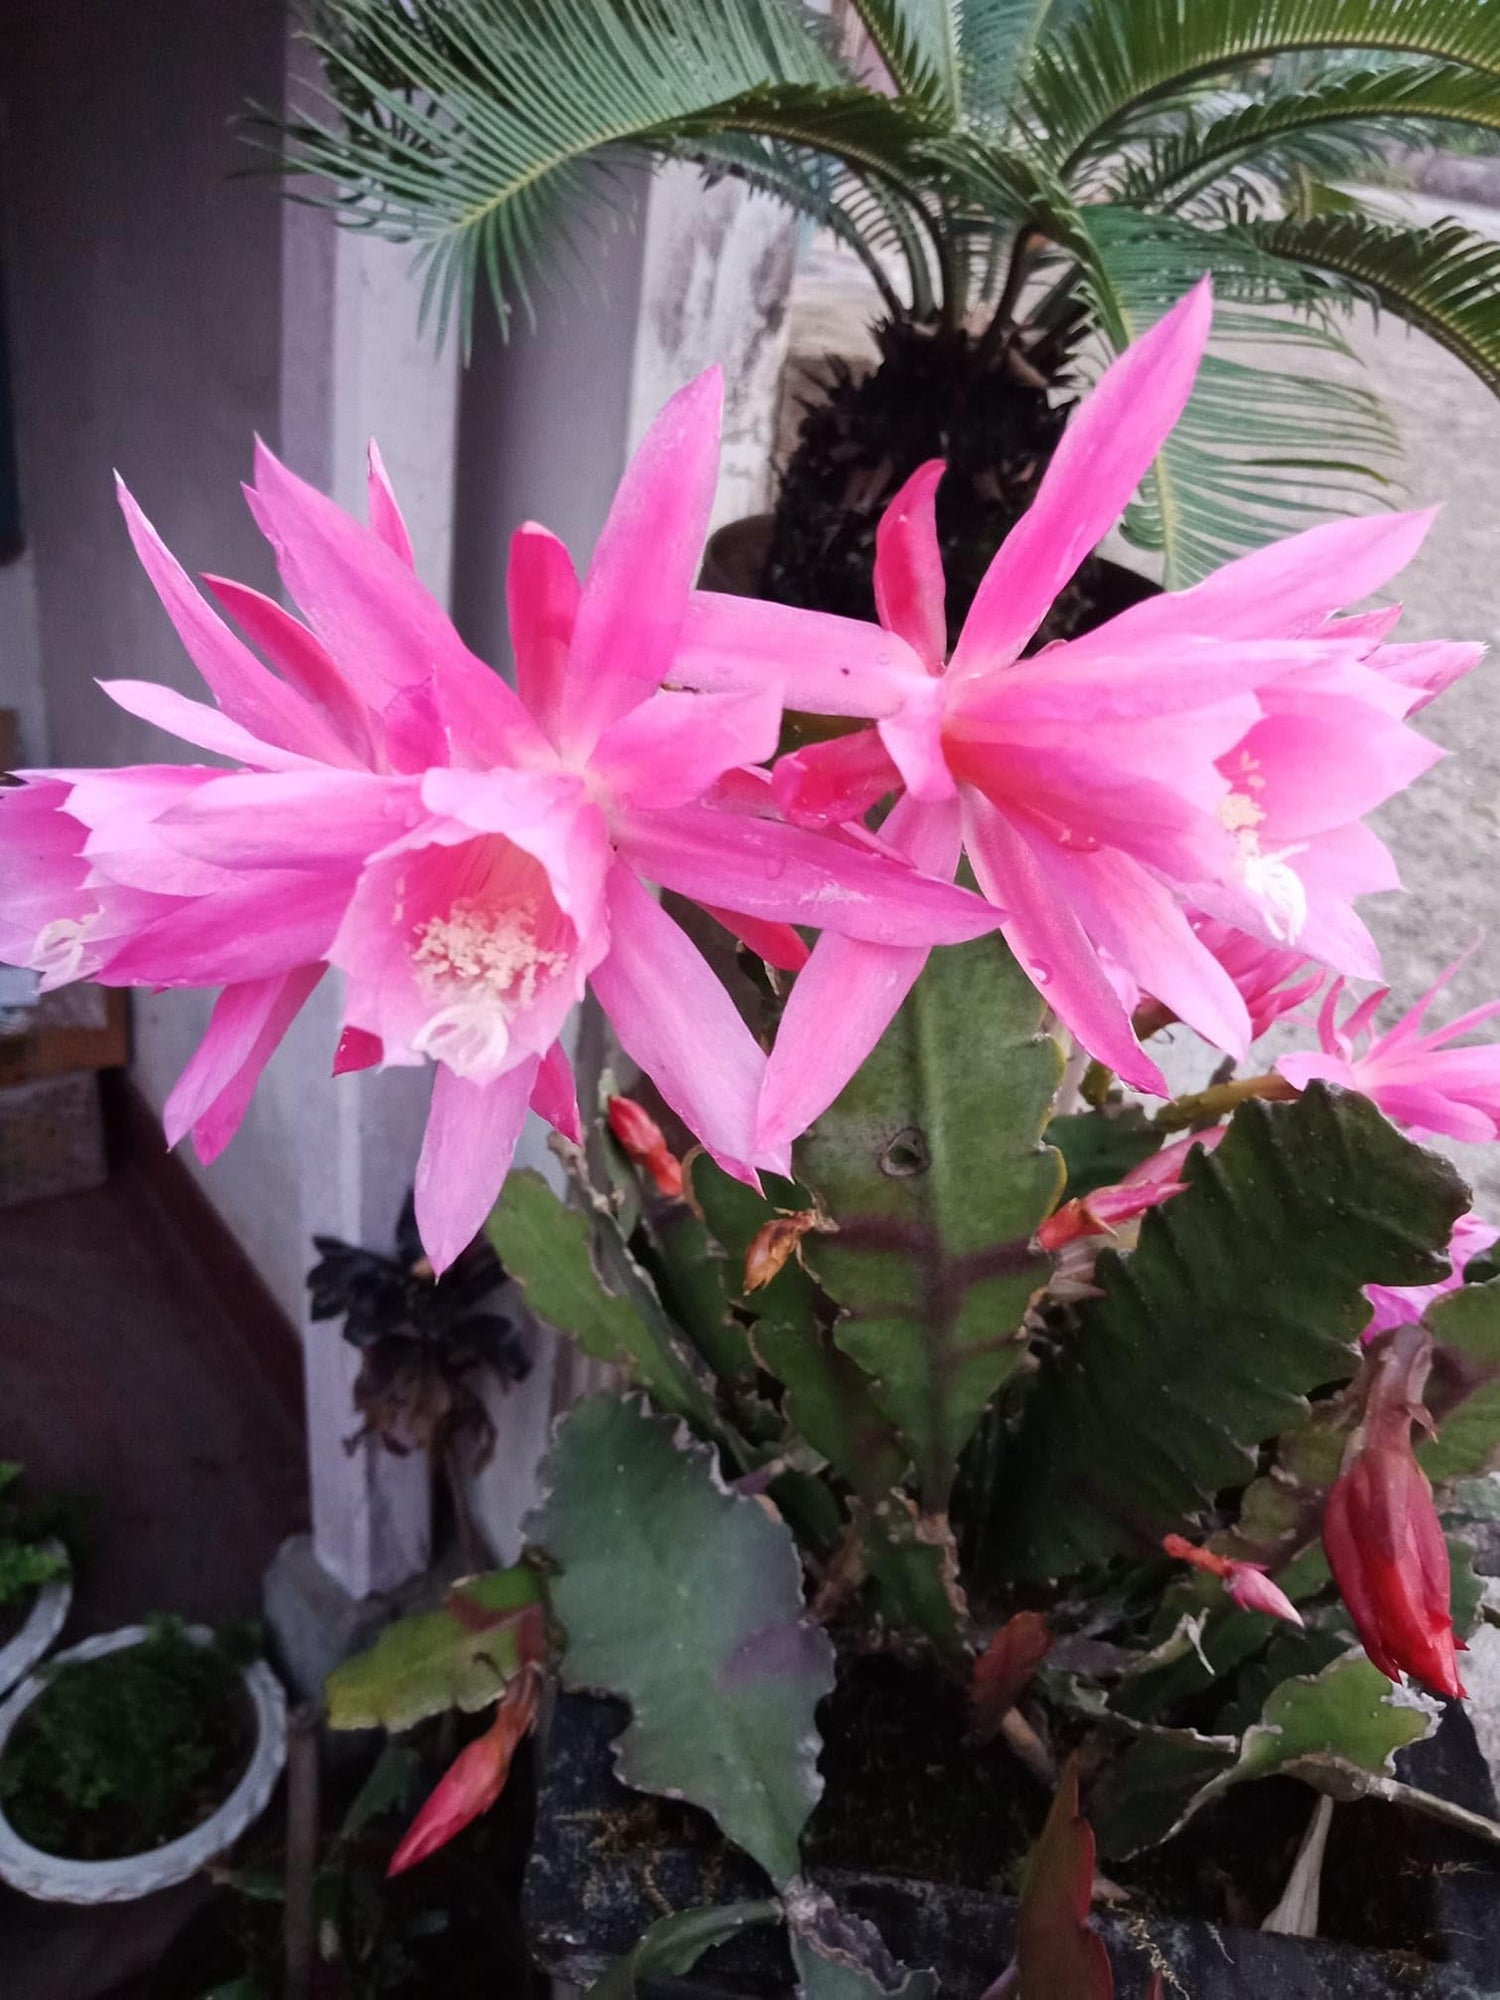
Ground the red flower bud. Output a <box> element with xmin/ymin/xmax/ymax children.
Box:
<box><xmin>1322</xmin><ymin>1325</ymin><xmax>1465</xmax><ymax>1700</ymax></box>
<box><xmin>607</xmin><ymin>1095</ymin><xmax>684</xmax><ymax>1199</ymax></box>
<box><xmin>1162</xmin><ymin>1534</ymin><xmax>1303</xmax><ymax>1628</ymax></box>
<box><xmin>387</xmin><ymin>1664</ymin><xmax>542</xmax><ymax>1877</ymax></box>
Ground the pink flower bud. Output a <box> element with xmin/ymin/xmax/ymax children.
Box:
<box><xmin>607</xmin><ymin>1095</ymin><xmax>684</xmax><ymax>1199</ymax></box>
<box><xmin>387</xmin><ymin>1665</ymin><xmax>542</xmax><ymax>1878</ymax></box>
<box><xmin>1225</xmin><ymin>1563</ymin><xmax>1304</xmax><ymax>1628</ymax></box>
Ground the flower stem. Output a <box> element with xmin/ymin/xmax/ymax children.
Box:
<box><xmin>1153</xmin><ymin>1073</ymin><xmax>1299</xmax><ymax>1132</ymax></box>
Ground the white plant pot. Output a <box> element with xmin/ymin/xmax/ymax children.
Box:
<box><xmin>0</xmin><ymin>1543</ymin><xmax>71</xmax><ymax>1698</ymax></box>
<box><xmin>0</xmin><ymin>1623</ymin><xmax>287</xmax><ymax>1903</ymax></box>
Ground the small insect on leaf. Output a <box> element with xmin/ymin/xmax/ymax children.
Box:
<box><xmin>1017</xmin><ymin>1755</ymin><xmax>1113</xmax><ymax>2000</ymax></box>
<box><xmin>744</xmin><ymin>1209</ymin><xmax>837</xmax><ymax>1292</ymax></box>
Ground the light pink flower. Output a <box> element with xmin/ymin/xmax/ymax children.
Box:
<box><xmin>673</xmin><ymin>284</ymin><xmax>1465</xmax><ymax>1148</ymax></box>
<box><xmin>1184</xmin><ymin>917</ymin><xmax>1324</xmax><ymax>1040</ymax></box>
<box><xmin>1162</xmin><ymin>1533</ymin><xmax>1304</xmax><ymax>1628</ymax></box>
<box><xmin>1363</xmin><ymin>1209</ymin><xmax>1498</xmax><ymax>1341</ymax></box>
<box><xmin>0</xmin><ymin>375</ymin><xmax>999</xmax><ymax>1268</ymax></box>
<box><xmin>1277</xmin><ymin>960</ymin><xmax>1500</xmax><ymax>1146</ymax></box>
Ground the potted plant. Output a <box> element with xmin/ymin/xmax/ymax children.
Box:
<box><xmin>277</xmin><ymin>0</ymin><xmax>1500</xmax><ymax>623</ymax></box>
<box><xmin>2</xmin><ymin>264</ymin><xmax>1499</xmax><ymax>1988</ymax></box>
<box><xmin>0</xmin><ymin>1461</ymin><xmax>72</xmax><ymax>1698</ymax></box>
<box><xmin>0</xmin><ymin>1616</ymin><xmax>287</xmax><ymax>1904</ymax></box>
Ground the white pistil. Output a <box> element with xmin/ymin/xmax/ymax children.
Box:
<box><xmin>31</xmin><ymin>915</ymin><xmax>100</xmax><ymax>989</ymax></box>
<box><xmin>410</xmin><ymin>898</ymin><xmax>567</xmax><ymax>1083</ymax></box>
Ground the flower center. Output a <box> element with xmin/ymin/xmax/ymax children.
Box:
<box><xmin>409</xmin><ymin>897</ymin><xmax>568</xmax><ymax>1082</ymax></box>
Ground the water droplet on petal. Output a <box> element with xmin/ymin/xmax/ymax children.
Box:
<box><xmin>765</xmin><ymin>851</ymin><xmax>788</xmax><ymax>881</ymax></box>
<box><xmin>1028</xmin><ymin>960</ymin><xmax>1053</xmax><ymax>987</ymax></box>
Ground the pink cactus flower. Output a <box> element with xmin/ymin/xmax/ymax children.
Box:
<box><xmin>674</xmin><ymin>284</ymin><xmax>1468</xmax><ymax>1149</ymax></box>
<box><xmin>1363</xmin><ymin>1209</ymin><xmax>1499</xmax><ymax>1341</ymax></box>
<box><xmin>0</xmin><ymin>375</ymin><xmax>999</xmax><ymax>1268</ymax></box>
<box><xmin>1278</xmin><ymin>961</ymin><xmax>1500</xmax><ymax>1146</ymax></box>
<box><xmin>1162</xmin><ymin>1533</ymin><xmax>1304</xmax><ymax>1628</ymax></box>
<box><xmin>1037</xmin><ymin>1127</ymin><xmax>1226</xmax><ymax>1252</ymax></box>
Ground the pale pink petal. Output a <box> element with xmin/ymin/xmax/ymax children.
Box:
<box><xmin>961</xmin><ymin>790</ymin><xmax>1168</xmax><ymax>1093</ymax></box>
<box><xmin>1321</xmin><ymin>605</ymin><xmax>1403</xmax><ymax>645</ymax></box>
<box><xmin>876</xmin><ymin>678</ymin><xmax>956</xmax><ymax>803</ymax></box>
<box><xmin>771</xmin><ymin>729</ymin><xmax>902</xmax><ymax>828</ymax></box>
<box><xmin>154</xmin><ymin>770</ymin><xmax>427</xmax><ymax>869</ymax></box>
<box><xmin>588</xmin><ymin>863</ymin><xmax>765</xmax><ymax>1170</ymax></box>
<box><xmin>612</xmin><ymin>803</ymin><xmax>1000</xmax><ymax>946</ymax></box>
<box><xmin>558</xmin><ymin>370</ymin><xmax>723</xmax><ymax>756</ymax></box>
<box><xmin>591</xmin><ymin>686</ymin><xmax>783</xmax><ymax>810</ymax></box>
<box><xmin>528</xmin><ymin>1039</ymin><xmax>583</xmax><ymax>1143</ymax></box>
<box><xmin>1021</xmin><ymin>839</ymin><xmax>1251</xmax><ymax>1060</ymax></box>
<box><xmin>99</xmin><ymin>678</ymin><xmax>317</xmax><ymax>772</ymax></box>
<box><xmin>415</xmin><ymin>1059</ymin><xmax>538</xmax><ymax>1274</ymax></box>
<box><xmin>1219</xmin><ymin>705</ymin><xmax>1442</xmax><ymax>841</ymax></box>
<box><xmin>699</xmin><ymin>907</ymin><xmax>810</xmax><ymax>972</ymax></box>
<box><xmin>247</xmin><ymin>441</ymin><xmax>546</xmax><ymax>768</ymax></box>
<box><xmin>1079</xmin><ymin>509</ymin><xmax>1436</xmax><ymax>653</ymax></box>
<box><xmin>949</xmin><ymin>635</ymin><xmax>1350</xmax><ymax>725</ymax></box>
<box><xmin>874</xmin><ymin>460</ymin><xmax>947</xmax><ymax>669</ymax></box>
<box><xmin>103</xmin><ymin>869</ymin><xmax>353</xmax><ymax>986</ymax></box>
<box><xmin>1369</xmin><ymin>640</ymin><xmax>1484</xmax><ymax>714</ymax></box>
<box><xmin>418</xmin><ymin>769</ymin><xmax>611</xmax><ymax>933</ymax></box>
<box><xmin>507</xmin><ymin>522</ymin><xmax>580</xmax><ymax>748</ymax></box>
<box><xmin>367</xmin><ymin>440</ymin><xmax>416</xmax><ymax>569</ymax></box>
<box><xmin>1276</xmin><ymin>1049</ymin><xmax>1356</xmax><ymax>1092</ymax></box>
<box><xmin>0</xmin><ymin>781</ymin><xmax>91</xmax><ymax>962</ymax></box>
<box><xmin>165</xmin><ymin>964</ymin><xmax>325</xmax><ymax>1160</ymax></box>
<box><xmin>757</xmin><ymin>796</ymin><xmax>959</xmax><ymax>1156</ymax></box>
<box><xmin>116</xmin><ymin>481</ymin><xmax>356</xmax><ymax>766</ymax></box>
<box><xmin>950</xmin><ymin>281</ymin><xmax>1211</xmax><ymax>678</ymax></box>
<box><xmin>205</xmin><ymin>575</ymin><xmax>377</xmax><ymax>764</ymax></box>
<box><xmin>673</xmin><ymin>591</ymin><xmax>925</xmax><ymax>717</ymax></box>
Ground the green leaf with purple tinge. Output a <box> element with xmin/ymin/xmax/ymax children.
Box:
<box><xmin>530</xmin><ymin>1396</ymin><xmax>835</xmax><ymax>1887</ymax></box>
<box><xmin>794</xmin><ymin>936</ymin><xmax>1064</xmax><ymax>1509</ymax></box>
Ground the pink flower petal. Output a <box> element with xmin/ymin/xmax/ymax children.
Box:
<box><xmin>961</xmin><ymin>790</ymin><xmax>1168</xmax><ymax>1093</ymax></box>
<box><xmin>154</xmin><ymin>770</ymin><xmax>427</xmax><ymax>869</ymax></box>
<box><xmin>591</xmin><ymin>686</ymin><xmax>783</xmax><ymax>810</ymax></box>
<box><xmin>757</xmin><ymin>796</ymin><xmax>960</xmax><ymax>1156</ymax></box>
<box><xmin>1370</xmin><ymin>640</ymin><xmax>1484</xmax><ymax>715</ymax></box>
<box><xmin>164</xmin><ymin>964</ymin><xmax>325</xmax><ymax>1161</ymax></box>
<box><xmin>507</xmin><ymin>522</ymin><xmax>580</xmax><ymax>749</ymax></box>
<box><xmin>612</xmin><ymin>803</ymin><xmax>1001</xmax><ymax>946</ymax></box>
<box><xmin>116</xmin><ymin>481</ymin><xmax>358</xmax><ymax>767</ymax></box>
<box><xmin>103</xmin><ymin>868</ymin><xmax>354</xmax><ymax>986</ymax></box>
<box><xmin>950</xmin><ymin>281</ymin><xmax>1211</xmax><ymax>678</ymax></box>
<box><xmin>205</xmin><ymin>574</ymin><xmax>377</xmax><ymax>765</ymax></box>
<box><xmin>698</xmin><ymin>906</ymin><xmax>810</xmax><ymax>972</ymax></box>
<box><xmin>333</xmin><ymin>1025</ymin><xmax>383</xmax><ymax>1075</ymax></box>
<box><xmin>418</xmin><ymin>768</ymin><xmax>611</xmax><ymax>933</ymax></box>
<box><xmin>529</xmin><ymin>1039</ymin><xmax>582</xmax><ymax>1143</ymax></box>
<box><xmin>673</xmin><ymin>591</ymin><xmax>925</xmax><ymax>717</ymax></box>
<box><xmin>589</xmin><ymin>863</ymin><xmax>766</xmax><ymax>1171</ymax></box>
<box><xmin>771</xmin><ymin>728</ymin><xmax>902</xmax><ymax>828</ymax></box>
<box><xmin>99</xmin><ymin>678</ymin><xmax>318</xmax><ymax>772</ymax></box>
<box><xmin>367</xmin><ymin>440</ymin><xmax>416</xmax><ymax>569</ymax></box>
<box><xmin>874</xmin><ymin>460</ymin><xmax>947</xmax><ymax>668</ymax></box>
<box><xmin>1219</xmin><ymin>703</ymin><xmax>1442</xmax><ymax>842</ymax></box>
<box><xmin>877</xmin><ymin>678</ymin><xmax>956</xmax><ymax>803</ymax></box>
<box><xmin>415</xmin><ymin>1059</ymin><xmax>538</xmax><ymax>1274</ymax></box>
<box><xmin>558</xmin><ymin>370</ymin><xmax>723</xmax><ymax>756</ymax></box>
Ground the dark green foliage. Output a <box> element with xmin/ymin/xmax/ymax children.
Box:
<box><xmin>0</xmin><ymin>1462</ymin><xmax>69</xmax><ymax>1613</ymax></box>
<box><xmin>0</xmin><ymin>1619</ymin><xmax>257</xmax><ymax>1859</ymax></box>
<box><xmin>990</xmin><ymin>1086</ymin><xmax>1467</xmax><ymax>1580</ymax></box>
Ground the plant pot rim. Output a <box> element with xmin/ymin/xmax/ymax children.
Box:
<box><xmin>0</xmin><ymin>1540</ymin><xmax>71</xmax><ymax>1700</ymax></box>
<box><xmin>0</xmin><ymin>1620</ymin><xmax>287</xmax><ymax>1904</ymax></box>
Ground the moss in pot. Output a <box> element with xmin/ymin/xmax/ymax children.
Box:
<box><xmin>0</xmin><ymin>1462</ymin><xmax>69</xmax><ymax>1651</ymax></box>
<box><xmin>0</xmin><ymin>1616</ymin><xmax>257</xmax><ymax>1861</ymax></box>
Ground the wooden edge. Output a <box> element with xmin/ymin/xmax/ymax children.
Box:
<box><xmin>103</xmin><ymin>1074</ymin><xmax>306</xmax><ymax>1427</ymax></box>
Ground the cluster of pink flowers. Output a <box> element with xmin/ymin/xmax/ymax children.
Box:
<box><xmin>3</xmin><ymin>274</ymin><xmax>1497</xmax><ymax>1309</ymax></box>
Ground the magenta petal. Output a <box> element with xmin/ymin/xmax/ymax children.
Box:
<box><xmin>103</xmin><ymin>868</ymin><xmax>353</xmax><ymax>985</ymax></box>
<box><xmin>507</xmin><ymin>522</ymin><xmax>580</xmax><ymax>748</ymax></box>
<box><xmin>700</xmin><ymin>906</ymin><xmax>810</xmax><ymax>973</ymax></box>
<box><xmin>205</xmin><ymin>574</ymin><xmax>377</xmax><ymax>764</ymax></box>
<box><xmin>589</xmin><ymin>863</ymin><xmax>765</xmax><ymax>1169</ymax></box>
<box><xmin>591</xmin><ymin>686</ymin><xmax>783</xmax><ymax>810</ymax></box>
<box><xmin>415</xmin><ymin>1059</ymin><xmax>537</xmax><ymax>1274</ymax></box>
<box><xmin>558</xmin><ymin>370</ymin><xmax>723</xmax><ymax>756</ymax></box>
<box><xmin>116</xmin><ymin>481</ymin><xmax>356</xmax><ymax>766</ymax></box>
<box><xmin>758</xmin><ymin>797</ymin><xmax>960</xmax><ymax>1154</ymax></box>
<box><xmin>874</xmin><ymin>461</ymin><xmax>947</xmax><ymax>668</ymax></box>
<box><xmin>612</xmin><ymin>803</ymin><xmax>1000</xmax><ymax>945</ymax></box>
<box><xmin>951</xmin><ymin>281</ymin><xmax>1211</xmax><ymax>677</ymax></box>
<box><xmin>367</xmin><ymin>440</ymin><xmax>416</xmax><ymax>569</ymax></box>
<box><xmin>961</xmin><ymin>790</ymin><xmax>1167</xmax><ymax>1093</ymax></box>
<box><xmin>99</xmin><ymin>678</ymin><xmax>317</xmax><ymax>772</ymax></box>
<box><xmin>877</xmin><ymin>679</ymin><xmax>956</xmax><ymax>803</ymax></box>
<box><xmin>155</xmin><ymin>770</ymin><xmax>426</xmax><ymax>869</ymax></box>
<box><xmin>1369</xmin><ymin>640</ymin><xmax>1484</xmax><ymax>714</ymax></box>
<box><xmin>165</xmin><ymin>964</ymin><xmax>324</xmax><ymax>1160</ymax></box>
<box><xmin>772</xmin><ymin>729</ymin><xmax>902</xmax><ymax>828</ymax></box>
<box><xmin>333</xmin><ymin>1025</ymin><xmax>383</xmax><ymax>1076</ymax></box>
<box><xmin>529</xmin><ymin>1039</ymin><xmax>583</xmax><ymax>1143</ymax></box>
<box><xmin>673</xmin><ymin>591</ymin><xmax>925</xmax><ymax>717</ymax></box>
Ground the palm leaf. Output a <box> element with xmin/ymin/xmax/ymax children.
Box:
<box><xmin>1109</xmin><ymin>62</ymin><xmax>1500</xmax><ymax>208</ymax></box>
<box><xmin>1022</xmin><ymin>0</ymin><xmax>1500</xmax><ymax>170</ymax></box>
<box><xmin>279</xmin><ymin>0</ymin><xmax>937</xmax><ymax>342</ymax></box>
<box><xmin>1071</xmin><ymin>208</ymin><xmax>1400</xmax><ymax>586</ymax></box>
<box><xmin>846</xmin><ymin>0</ymin><xmax>963</xmax><ymax>112</ymax></box>
<box><xmin>1246</xmin><ymin>211</ymin><xmax>1500</xmax><ymax>393</ymax></box>
<box><xmin>956</xmin><ymin>0</ymin><xmax>1088</xmax><ymax>117</ymax></box>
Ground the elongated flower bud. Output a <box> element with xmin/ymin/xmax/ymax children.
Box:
<box><xmin>607</xmin><ymin>1095</ymin><xmax>684</xmax><ymax>1199</ymax></box>
<box><xmin>1162</xmin><ymin>1533</ymin><xmax>1303</xmax><ymax>1628</ymax></box>
<box><xmin>387</xmin><ymin>1664</ymin><xmax>542</xmax><ymax>1877</ymax></box>
<box><xmin>1322</xmin><ymin>1325</ymin><xmax>1465</xmax><ymax>1700</ymax></box>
